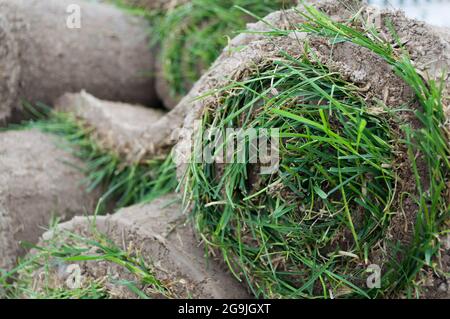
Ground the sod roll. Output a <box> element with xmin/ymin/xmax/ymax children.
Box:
<box><xmin>18</xmin><ymin>194</ymin><xmax>250</xmax><ymax>298</ymax></box>
<box><xmin>0</xmin><ymin>0</ymin><xmax>157</xmax><ymax>124</ymax></box>
<box><xmin>171</xmin><ymin>0</ymin><xmax>450</xmax><ymax>298</ymax></box>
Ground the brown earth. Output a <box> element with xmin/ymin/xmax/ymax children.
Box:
<box><xmin>55</xmin><ymin>91</ymin><xmax>166</xmax><ymax>164</ymax></box>
<box><xmin>0</xmin><ymin>129</ymin><xmax>99</xmax><ymax>271</ymax></box>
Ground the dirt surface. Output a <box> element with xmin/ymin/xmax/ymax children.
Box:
<box><xmin>0</xmin><ymin>129</ymin><xmax>99</xmax><ymax>271</ymax></box>
<box><xmin>378</xmin><ymin>9</ymin><xmax>450</xmax><ymax>87</ymax></box>
<box><xmin>28</xmin><ymin>194</ymin><xmax>250</xmax><ymax>299</ymax></box>
<box><xmin>55</xmin><ymin>91</ymin><xmax>165</xmax><ymax>164</ymax></box>
<box><xmin>381</xmin><ymin>10</ymin><xmax>450</xmax><ymax>135</ymax></box>
<box><xmin>0</xmin><ymin>15</ymin><xmax>20</xmax><ymax>125</ymax></box>
<box><xmin>228</xmin><ymin>0</ymin><xmax>361</xmax><ymax>48</ymax></box>
<box><xmin>311</xmin><ymin>39</ymin><xmax>416</xmax><ymax>107</ymax></box>
<box><xmin>154</xmin><ymin>60</ymin><xmax>181</xmax><ymax>111</ymax></box>
<box><xmin>0</xmin><ymin>0</ymin><xmax>158</xmax><ymax>124</ymax></box>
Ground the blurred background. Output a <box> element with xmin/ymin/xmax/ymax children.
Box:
<box><xmin>368</xmin><ymin>0</ymin><xmax>450</xmax><ymax>26</ymax></box>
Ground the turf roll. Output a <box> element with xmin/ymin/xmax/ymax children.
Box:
<box><xmin>176</xmin><ymin>1</ymin><xmax>450</xmax><ymax>298</ymax></box>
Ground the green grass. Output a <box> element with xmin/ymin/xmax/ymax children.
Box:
<box><xmin>108</xmin><ymin>0</ymin><xmax>162</xmax><ymax>20</ymax></box>
<box><xmin>0</xmin><ymin>215</ymin><xmax>176</xmax><ymax>299</ymax></box>
<box><xmin>294</xmin><ymin>3</ymin><xmax>450</xmax><ymax>297</ymax></box>
<box><xmin>12</xmin><ymin>104</ymin><xmax>177</xmax><ymax>210</ymax></box>
<box><xmin>149</xmin><ymin>0</ymin><xmax>295</xmax><ymax>99</ymax></box>
<box><xmin>183</xmin><ymin>4</ymin><xmax>450</xmax><ymax>298</ymax></box>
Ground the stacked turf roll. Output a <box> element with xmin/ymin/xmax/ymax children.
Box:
<box><xmin>0</xmin><ymin>0</ymin><xmax>158</xmax><ymax>124</ymax></box>
<box><xmin>150</xmin><ymin>0</ymin><xmax>299</xmax><ymax>108</ymax></box>
<box><xmin>2</xmin><ymin>0</ymin><xmax>448</xmax><ymax>299</ymax></box>
<box><xmin>6</xmin><ymin>195</ymin><xmax>248</xmax><ymax>299</ymax></box>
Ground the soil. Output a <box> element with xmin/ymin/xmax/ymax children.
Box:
<box><xmin>0</xmin><ymin>15</ymin><xmax>20</xmax><ymax>125</ymax></box>
<box><xmin>55</xmin><ymin>91</ymin><xmax>166</xmax><ymax>164</ymax></box>
<box><xmin>0</xmin><ymin>129</ymin><xmax>99</xmax><ymax>271</ymax></box>
<box><xmin>154</xmin><ymin>56</ymin><xmax>182</xmax><ymax>110</ymax></box>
